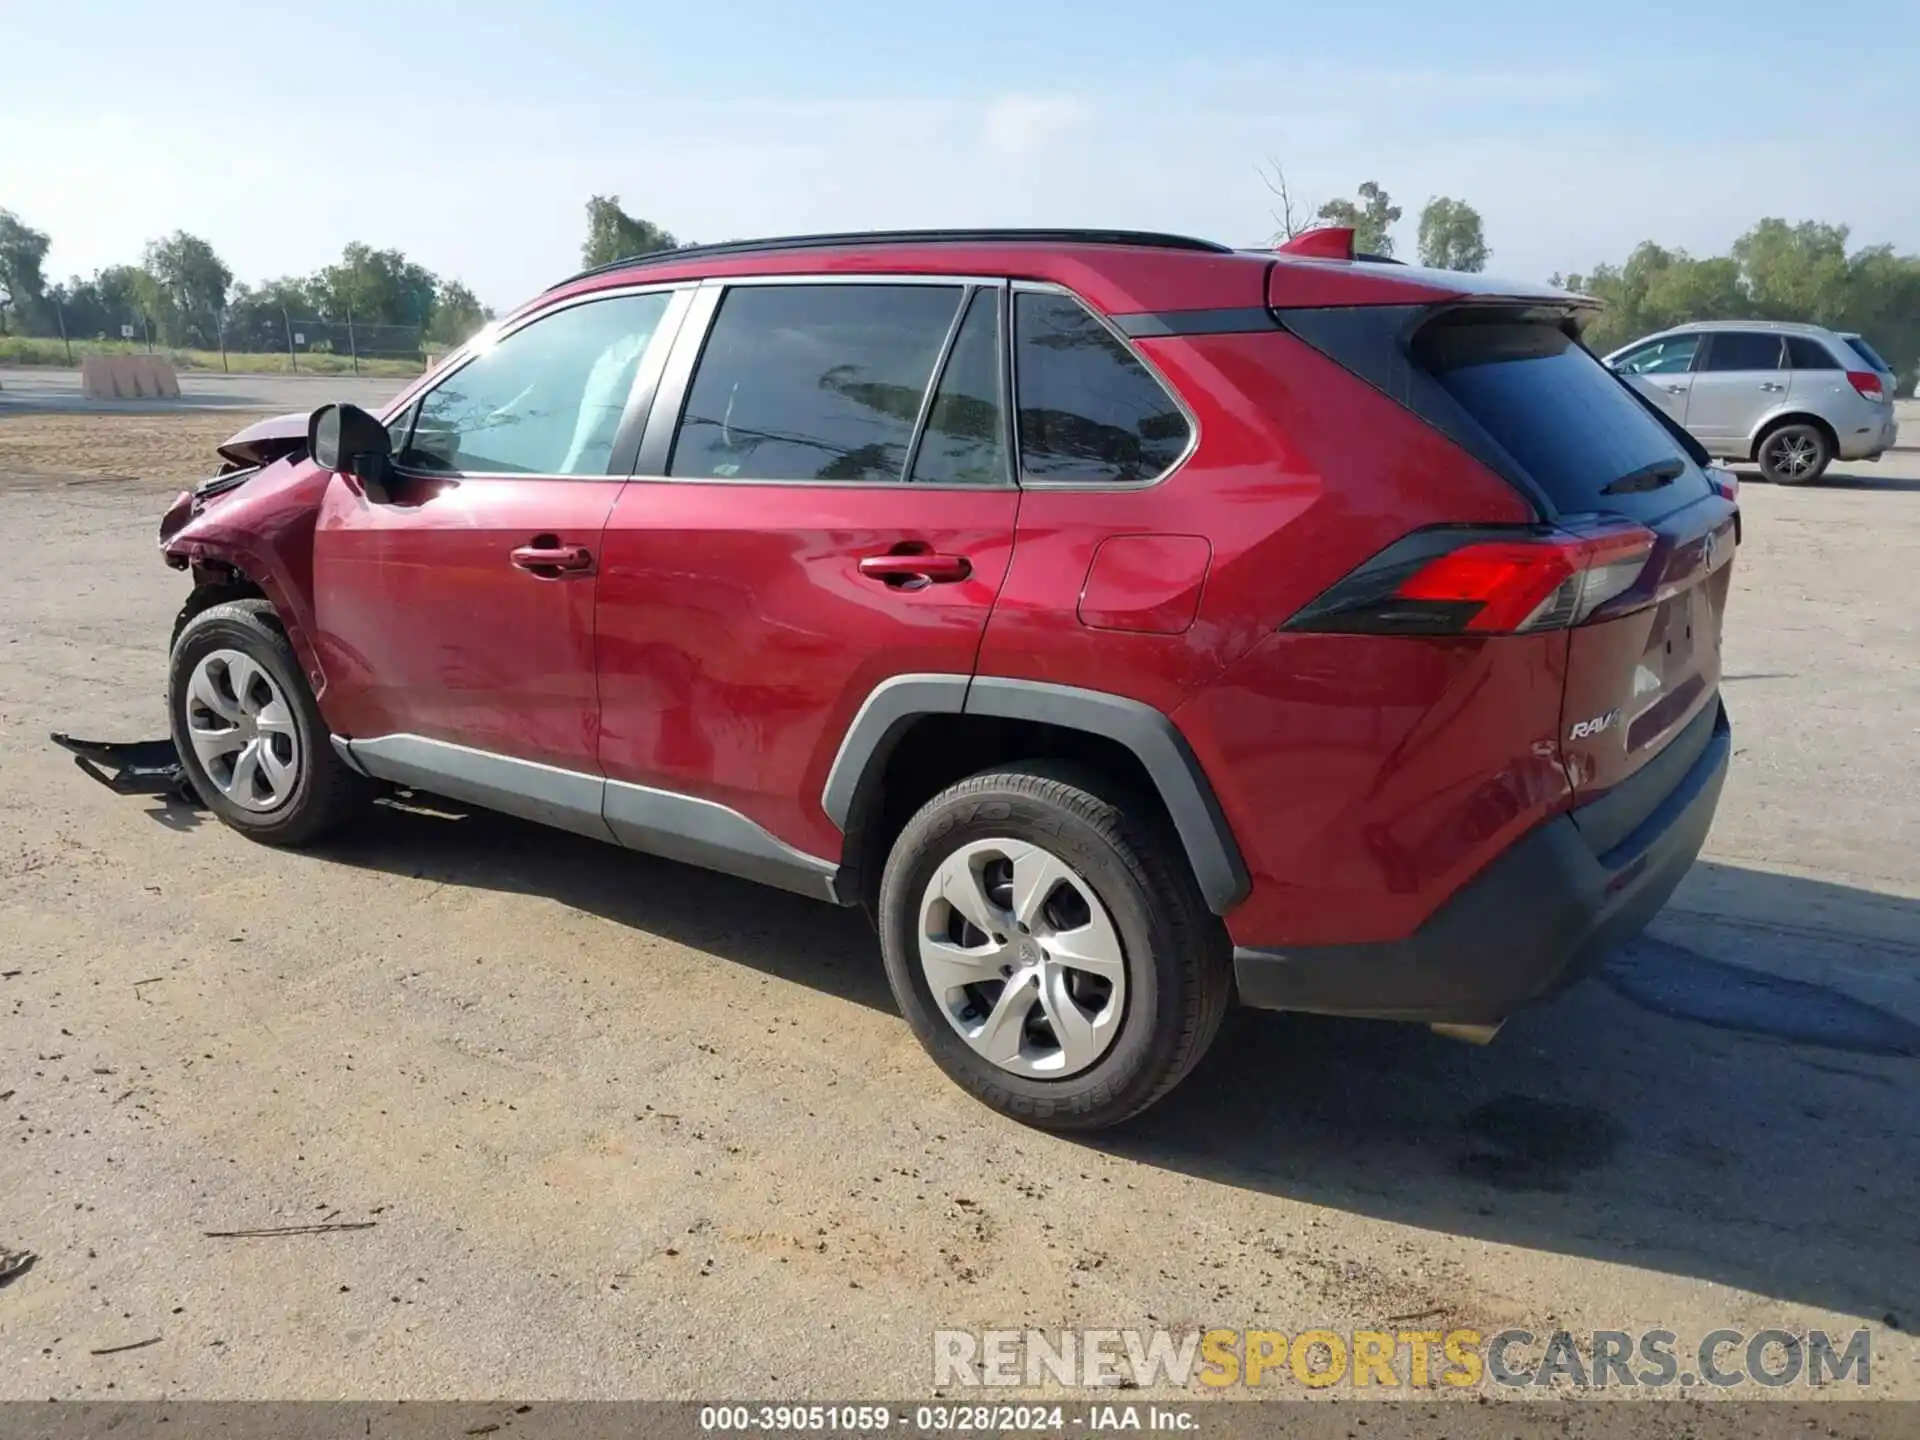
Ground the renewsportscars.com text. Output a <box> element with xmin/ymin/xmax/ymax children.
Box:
<box><xmin>933</xmin><ymin>1327</ymin><xmax>1873</xmax><ymax>1390</ymax></box>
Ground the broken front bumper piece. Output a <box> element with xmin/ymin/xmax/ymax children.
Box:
<box><xmin>48</xmin><ymin>732</ymin><xmax>195</xmax><ymax>802</ymax></box>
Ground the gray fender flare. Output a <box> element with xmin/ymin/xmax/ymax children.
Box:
<box><xmin>822</xmin><ymin>674</ymin><xmax>1250</xmax><ymax>915</ymax></box>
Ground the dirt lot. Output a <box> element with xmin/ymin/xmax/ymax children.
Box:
<box><xmin>1</xmin><ymin>412</ymin><xmax>1916</xmax><ymax>1401</ymax></box>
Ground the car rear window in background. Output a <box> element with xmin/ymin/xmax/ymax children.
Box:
<box><xmin>1014</xmin><ymin>292</ymin><xmax>1191</xmax><ymax>484</ymax></box>
<box><xmin>1786</xmin><ymin>336</ymin><xmax>1841</xmax><ymax>370</ymax></box>
<box><xmin>670</xmin><ymin>284</ymin><xmax>963</xmax><ymax>482</ymax></box>
<box><xmin>1699</xmin><ymin>332</ymin><xmax>1785</xmax><ymax>372</ymax></box>
<box><xmin>1842</xmin><ymin>335</ymin><xmax>1893</xmax><ymax>373</ymax></box>
<box><xmin>1417</xmin><ymin>317</ymin><xmax>1711</xmax><ymax>519</ymax></box>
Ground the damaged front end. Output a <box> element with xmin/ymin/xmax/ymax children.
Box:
<box><xmin>159</xmin><ymin>409</ymin><xmax>310</xmax><ymax>549</ymax></box>
<box><xmin>58</xmin><ymin>409</ymin><xmax>320</xmax><ymax>806</ymax></box>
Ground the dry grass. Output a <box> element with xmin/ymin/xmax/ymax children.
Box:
<box><xmin>0</xmin><ymin>411</ymin><xmax>274</xmax><ymax>486</ymax></box>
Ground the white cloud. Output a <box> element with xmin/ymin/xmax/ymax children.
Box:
<box><xmin>982</xmin><ymin>95</ymin><xmax>1092</xmax><ymax>157</ymax></box>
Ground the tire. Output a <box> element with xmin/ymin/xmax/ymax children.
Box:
<box><xmin>168</xmin><ymin>599</ymin><xmax>367</xmax><ymax>846</ymax></box>
<box><xmin>878</xmin><ymin>761</ymin><xmax>1233</xmax><ymax>1131</ymax></box>
<box><xmin>1757</xmin><ymin>421</ymin><xmax>1831</xmax><ymax>485</ymax></box>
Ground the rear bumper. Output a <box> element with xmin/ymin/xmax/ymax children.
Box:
<box><xmin>1837</xmin><ymin>412</ymin><xmax>1898</xmax><ymax>460</ymax></box>
<box><xmin>1234</xmin><ymin>700</ymin><xmax>1731</xmax><ymax>1023</ymax></box>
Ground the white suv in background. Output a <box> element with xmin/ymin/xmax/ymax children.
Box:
<box><xmin>1606</xmin><ymin>321</ymin><xmax>1899</xmax><ymax>484</ymax></box>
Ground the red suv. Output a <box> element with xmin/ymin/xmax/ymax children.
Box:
<box><xmin>157</xmin><ymin>227</ymin><xmax>1736</xmax><ymax>1130</ymax></box>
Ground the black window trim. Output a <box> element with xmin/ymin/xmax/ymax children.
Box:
<box><xmin>383</xmin><ymin>282</ymin><xmax>697</xmax><ymax>483</ymax></box>
<box><xmin>1009</xmin><ymin>279</ymin><xmax>1201</xmax><ymax>492</ymax></box>
<box><xmin>632</xmin><ymin>273</ymin><xmax>1019</xmax><ymax>490</ymax></box>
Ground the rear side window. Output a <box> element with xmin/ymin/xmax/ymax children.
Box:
<box><xmin>669</xmin><ymin>284</ymin><xmax>964</xmax><ymax>482</ymax></box>
<box><xmin>1416</xmin><ymin>316</ymin><xmax>1711</xmax><ymax>519</ymax></box>
<box><xmin>1786</xmin><ymin>336</ymin><xmax>1841</xmax><ymax>370</ymax></box>
<box><xmin>1841</xmin><ymin>335</ymin><xmax>1891</xmax><ymax>372</ymax></box>
<box><xmin>1013</xmin><ymin>291</ymin><xmax>1191</xmax><ymax>485</ymax></box>
<box><xmin>1699</xmin><ymin>332</ymin><xmax>1784</xmax><ymax>372</ymax></box>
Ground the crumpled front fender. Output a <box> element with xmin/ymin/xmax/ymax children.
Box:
<box><xmin>160</xmin><ymin>456</ymin><xmax>334</xmax><ymax>700</ymax></box>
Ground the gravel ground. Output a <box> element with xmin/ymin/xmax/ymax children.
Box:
<box><xmin>0</xmin><ymin>413</ymin><xmax>1916</xmax><ymax>1401</ymax></box>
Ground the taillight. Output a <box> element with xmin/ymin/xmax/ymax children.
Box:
<box><xmin>1846</xmin><ymin>370</ymin><xmax>1885</xmax><ymax>403</ymax></box>
<box><xmin>1285</xmin><ymin>522</ymin><xmax>1658</xmax><ymax>636</ymax></box>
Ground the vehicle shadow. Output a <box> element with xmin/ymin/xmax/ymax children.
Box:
<box><xmin>323</xmin><ymin>801</ymin><xmax>1920</xmax><ymax>1327</ymax></box>
<box><xmin>1735</xmin><ymin>466</ymin><xmax>1920</xmax><ymax>493</ymax></box>
<box><xmin>327</xmin><ymin>797</ymin><xmax>894</xmax><ymax>1011</ymax></box>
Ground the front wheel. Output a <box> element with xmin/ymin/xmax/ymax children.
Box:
<box><xmin>1757</xmin><ymin>422</ymin><xmax>1831</xmax><ymax>485</ymax></box>
<box><xmin>168</xmin><ymin>599</ymin><xmax>367</xmax><ymax>845</ymax></box>
<box><xmin>877</xmin><ymin>762</ymin><xmax>1232</xmax><ymax>1131</ymax></box>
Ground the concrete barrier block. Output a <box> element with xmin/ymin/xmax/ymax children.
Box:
<box><xmin>79</xmin><ymin>354</ymin><xmax>115</xmax><ymax>399</ymax></box>
<box><xmin>107</xmin><ymin>355</ymin><xmax>141</xmax><ymax>398</ymax></box>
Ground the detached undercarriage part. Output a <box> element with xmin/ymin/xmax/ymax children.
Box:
<box><xmin>49</xmin><ymin>732</ymin><xmax>196</xmax><ymax>803</ymax></box>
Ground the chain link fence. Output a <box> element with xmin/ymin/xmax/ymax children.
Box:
<box><xmin>7</xmin><ymin>301</ymin><xmax>430</xmax><ymax>379</ymax></box>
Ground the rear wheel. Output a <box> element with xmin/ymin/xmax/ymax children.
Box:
<box><xmin>1757</xmin><ymin>421</ymin><xmax>1831</xmax><ymax>485</ymax></box>
<box><xmin>877</xmin><ymin>762</ymin><xmax>1232</xmax><ymax>1131</ymax></box>
<box><xmin>168</xmin><ymin>599</ymin><xmax>367</xmax><ymax>845</ymax></box>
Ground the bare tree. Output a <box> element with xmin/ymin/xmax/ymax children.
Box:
<box><xmin>1256</xmin><ymin>158</ymin><xmax>1321</xmax><ymax>243</ymax></box>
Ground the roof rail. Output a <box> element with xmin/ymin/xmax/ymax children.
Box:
<box><xmin>547</xmin><ymin>228</ymin><xmax>1234</xmax><ymax>291</ymax></box>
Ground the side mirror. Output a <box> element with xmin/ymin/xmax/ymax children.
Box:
<box><xmin>309</xmin><ymin>402</ymin><xmax>392</xmax><ymax>473</ymax></box>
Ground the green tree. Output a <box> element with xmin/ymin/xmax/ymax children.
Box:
<box><xmin>582</xmin><ymin>195</ymin><xmax>678</xmax><ymax>268</ymax></box>
<box><xmin>312</xmin><ymin>243</ymin><xmax>439</xmax><ymax>329</ymax></box>
<box><xmin>1316</xmin><ymin>181</ymin><xmax>1401</xmax><ymax>257</ymax></box>
<box><xmin>427</xmin><ymin>279</ymin><xmax>492</xmax><ymax>347</ymax></box>
<box><xmin>141</xmin><ymin>231</ymin><xmax>233</xmax><ymax>348</ymax></box>
<box><xmin>1416</xmin><ymin>197</ymin><xmax>1489</xmax><ymax>272</ymax></box>
<box><xmin>1732</xmin><ymin>219</ymin><xmax>1852</xmax><ymax>324</ymax></box>
<box><xmin>1557</xmin><ymin>220</ymin><xmax>1920</xmax><ymax>388</ymax></box>
<box><xmin>52</xmin><ymin>264</ymin><xmax>147</xmax><ymax>340</ymax></box>
<box><xmin>0</xmin><ymin>208</ymin><xmax>53</xmax><ymax>334</ymax></box>
<box><xmin>224</xmin><ymin>277</ymin><xmax>318</xmax><ymax>353</ymax></box>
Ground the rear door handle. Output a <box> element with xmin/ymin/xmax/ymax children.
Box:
<box><xmin>511</xmin><ymin>541</ymin><xmax>595</xmax><ymax>576</ymax></box>
<box><xmin>859</xmin><ymin>552</ymin><xmax>972</xmax><ymax>586</ymax></box>
<box><xmin>1760</xmin><ymin>382</ymin><xmax>1785</xmax><ymax>392</ymax></box>
<box><xmin>1664</xmin><ymin>384</ymin><xmax>1688</xmax><ymax>394</ymax></box>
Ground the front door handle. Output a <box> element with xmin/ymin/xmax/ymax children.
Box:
<box><xmin>859</xmin><ymin>552</ymin><xmax>972</xmax><ymax>587</ymax></box>
<box><xmin>511</xmin><ymin>540</ymin><xmax>595</xmax><ymax>577</ymax></box>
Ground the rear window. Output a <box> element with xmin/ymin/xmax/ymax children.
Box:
<box><xmin>1842</xmin><ymin>335</ymin><xmax>1892</xmax><ymax>373</ymax></box>
<box><xmin>1416</xmin><ymin>317</ymin><xmax>1712</xmax><ymax>518</ymax></box>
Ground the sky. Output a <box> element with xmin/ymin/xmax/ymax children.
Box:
<box><xmin>2</xmin><ymin>0</ymin><xmax>1915</xmax><ymax>310</ymax></box>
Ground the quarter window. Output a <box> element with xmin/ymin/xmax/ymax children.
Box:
<box><xmin>909</xmin><ymin>290</ymin><xmax>1009</xmax><ymax>486</ymax></box>
<box><xmin>669</xmin><ymin>284</ymin><xmax>965</xmax><ymax>483</ymax></box>
<box><xmin>1699</xmin><ymin>332</ymin><xmax>1784</xmax><ymax>373</ymax></box>
<box><xmin>401</xmin><ymin>292</ymin><xmax>674</xmax><ymax>476</ymax></box>
<box><xmin>1785</xmin><ymin>336</ymin><xmax>1841</xmax><ymax>370</ymax></box>
<box><xmin>1014</xmin><ymin>292</ymin><xmax>1191</xmax><ymax>484</ymax></box>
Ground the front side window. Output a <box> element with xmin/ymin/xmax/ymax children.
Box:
<box><xmin>1615</xmin><ymin>335</ymin><xmax>1700</xmax><ymax>376</ymax></box>
<box><xmin>669</xmin><ymin>284</ymin><xmax>964</xmax><ymax>482</ymax></box>
<box><xmin>401</xmin><ymin>291</ymin><xmax>673</xmax><ymax>476</ymax></box>
<box><xmin>1014</xmin><ymin>292</ymin><xmax>1191</xmax><ymax>484</ymax></box>
<box><xmin>1699</xmin><ymin>332</ymin><xmax>1784</xmax><ymax>373</ymax></box>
